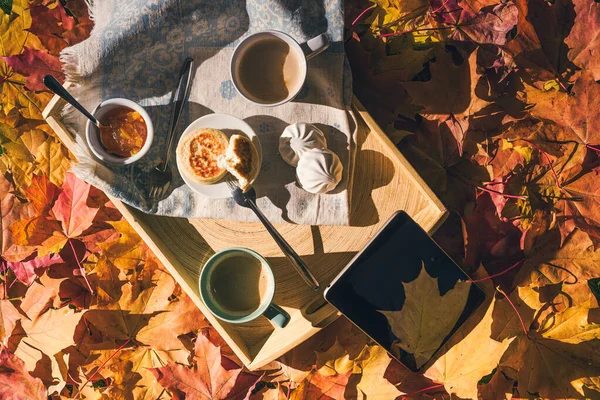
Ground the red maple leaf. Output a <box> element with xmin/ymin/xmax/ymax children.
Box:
<box><xmin>2</xmin><ymin>47</ymin><xmax>64</xmax><ymax>91</ymax></box>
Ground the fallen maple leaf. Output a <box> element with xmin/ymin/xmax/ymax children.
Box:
<box><xmin>378</xmin><ymin>261</ymin><xmax>472</xmax><ymax>370</ymax></box>
<box><xmin>517</xmin><ymin>229</ymin><xmax>600</xmax><ymax>291</ymax></box>
<box><xmin>0</xmin><ymin>120</ymin><xmax>35</xmax><ymax>191</ymax></box>
<box><xmin>51</xmin><ymin>172</ymin><xmax>98</xmax><ymax>239</ymax></box>
<box><xmin>397</xmin><ymin>116</ymin><xmax>489</xmax><ymax>210</ymax></box>
<box><xmin>352</xmin><ymin>345</ymin><xmax>404</xmax><ymax>399</ymax></box>
<box><xmin>97</xmin><ymin>220</ymin><xmax>145</xmax><ymax>270</ymax></box>
<box><xmin>499</xmin><ymin>330</ymin><xmax>600</xmax><ymax>398</ymax></box>
<box><xmin>425</xmin><ymin>295</ymin><xmax>515</xmax><ymax>399</ymax></box>
<box><xmin>528</xmin><ymin>71</ymin><xmax>600</xmax><ymax>153</ymax></box>
<box><xmin>0</xmin><ymin>3</ymin><xmax>45</xmax><ymax>57</ymax></box>
<box><xmin>150</xmin><ymin>333</ymin><xmax>259</xmax><ymax>400</ymax></box>
<box><xmin>0</xmin><ymin>347</ymin><xmax>46</xmax><ymax>400</ymax></box>
<box><xmin>10</xmin><ymin>306</ymin><xmax>83</xmax><ymax>373</ymax></box>
<box><xmin>457</xmin><ymin>0</ymin><xmax>499</xmax><ymax>15</ymax></box>
<box><xmin>27</xmin><ymin>2</ymin><xmax>92</xmax><ymax>56</ymax></box>
<box><xmin>452</xmin><ymin>3</ymin><xmax>518</xmax><ymax>46</ymax></box>
<box><xmin>19</xmin><ymin>273</ymin><xmax>61</xmax><ymax>321</ymax></box>
<box><xmin>24</xmin><ymin>174</ymin><xmax>58</xmax><ymax>215</ymax></box>
<box><xmin>290</xmin><ymin>368</ymin><xmax>351</xmax><ymax>400</ymax></box>
<box><xmin>2</xmin><ymin>47</ymin><xmax>63</xmax><ymax>91</ymax></box>
<box><xmin>83</xmin><ymin>340</ymin><xmax>190</xmax><ymax>399</ymax></box>
<box><xmin>20</xmin><ymin>127</ymin><xmax>71</xmax><ymax>187</ymax></box>
<box><xmin>558</xmin><ymin>171</ymin><xmax>600</xmax><ymax>249</ymax></box>
<box><xmin>7</xmin><ymin>252</ymin><xmax>62</xmax><ymax>285</ymax></box>
<box><xmin>1</xmin><ymin>173</ymin><xmax>36</xmax><ymax>263</ymax></box>
<box><xmin>86</xmin><ymin>264</ymin><xmax>175</xmax><ymax>341</ymax></box>
<box><xmin>136</xmin><ymin>290</ymin><xmax>208</xmax><ymax>351</ymax></box>
<box><xmin>315</xmin><ymin>339</ymin><xmax>357</xmax><ymax>377</ymax></box>
<box><xmin>0</xmin><ymin>60</ymin><xmax>52</xmax><ymax>121</ymax></box>
<box><xmin>564</xmin><ymin>0</ymin><xmax>600</xmax><ymax>80</ymax></box>
<box><xmin>0</xmin><ymin>299</ymin><xmax>20</xmax><ymax>345</ymax></box>
<box><xmin>501</xmin><ymin>0</ymin><xmax>575</xmax><ymax>85</ymax></box>
<box><xmin>540</xmin><ymin>300</ymin><xmax>600</xmax><ymax>344</ymax></box>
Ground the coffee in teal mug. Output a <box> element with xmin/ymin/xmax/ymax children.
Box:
<box><xmin>199</xmin><ymin>248</ymin><xmax>290</xmax><ymax>327</ymax></box>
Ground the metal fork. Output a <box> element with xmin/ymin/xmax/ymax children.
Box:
<box><xmin>149</xmin><ymin>57</ymin><xmax>195</xmax><ymax>201</ymax></box>
<box><xmin>225</xmin><ymin>177</ymin><xmax>320</xmax><ymax>290</ymax></box>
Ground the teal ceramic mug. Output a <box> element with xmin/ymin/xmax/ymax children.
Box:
<box><xmin>199</xmin><ymin>248</ymin><xmax>290</xmax><ymax>328</ymax></box>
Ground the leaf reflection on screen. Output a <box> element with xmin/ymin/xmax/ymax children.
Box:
<box><xmin>378</xmin><ymin>261</ymin><xmax>472</xmax><ymax>369</ymax></box>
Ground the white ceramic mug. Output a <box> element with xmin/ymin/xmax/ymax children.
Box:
<box><xmin>230</xmin><ymin>30</ymin><xmax>329</xmax><ymax>107</ymax></box>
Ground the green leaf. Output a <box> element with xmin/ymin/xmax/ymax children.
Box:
<box><xmin>478</xmin><ymin>368</ymin><xmax>497</xmax><ymax>385</ymax></box>
<box><xmin>0</xmin><ymin>0</ymin><xmax>12</xmax><ymax>16</ymax></box>
<box><xmin>588</xmin><ymin>278</ymin><xmax>600</xmax><ymax>304</ymax></box>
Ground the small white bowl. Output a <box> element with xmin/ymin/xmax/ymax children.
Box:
<box><xmin>85</xmin><ymin>98</ymin><xmax>153</xmax><ymax>165</ymax></box>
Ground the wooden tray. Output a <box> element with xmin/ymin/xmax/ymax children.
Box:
<box><xmin>43</xmin><ymin>92</ymin><xmax>447</xmax><ymax>370</ymax></box>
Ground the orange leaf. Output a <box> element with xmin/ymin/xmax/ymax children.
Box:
<box><xmin>150</xmin><ymin>333</ymin><xmax>259</xmax><ymax>400</ymax></box>
<box><xmin>291</xmin><ymin>368</ymin><xmax>351</xmax><ymax>400</ymax></box>
<box><xmin>1</xmin><ymin>173</ymin><xmax>36</xmax><ymax>262</ymax></box>
<box><xmin>24</xmin><ymin>174</ymin><xmax>58</xmax><ymax>215</ymax></box>
<box><xmin>10</xmin><ymin>215</ymin><xmax>65</xmax><ymax>256</ymax></box>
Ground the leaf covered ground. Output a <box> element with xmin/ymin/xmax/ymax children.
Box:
<box><xmin>1</xmin><ymin>0</ymin><xmax>600</xmax><ymax>398</ymax></box>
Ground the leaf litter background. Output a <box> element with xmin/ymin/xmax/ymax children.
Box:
<box><xmin>1</xmin><ymin>0</ymin><xmax>600</xmax><ymax>398</ymax></box>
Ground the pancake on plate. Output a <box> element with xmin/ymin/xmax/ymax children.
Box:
<box><xmin>218</xmin><ymin>134</ymin><xmax>259</xmax><ymax>192</ymax></box>
<box><xmin>177</xmin><ymin>128</ymin><xmax>229</xmax><ymax>184</ymax></box>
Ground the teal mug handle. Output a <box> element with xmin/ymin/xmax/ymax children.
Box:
<box><xmin>263</xmin><ymin>303</ymin><xmax>290</xmax><ymax>328</ymax></box>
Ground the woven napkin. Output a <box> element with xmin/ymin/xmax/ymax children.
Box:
<box><xmin>61</xmin><ymin>0</ymin><xmax>355</xmax><ymax>225</ymax></box>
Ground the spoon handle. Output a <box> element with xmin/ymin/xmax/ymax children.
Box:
<box><xmin>43</xmin><ymin>75</ymin><xmax>99</xmax><ymax>127</ymax></box>
<box><xmin>162</xmin><ymin>57</ymin><xmax>194</xmax><ymax>169</ymax></box>
<box><xmin>247</xmin><ymin>199</ymin><xmax>320</xmax><ymax>291</ymax></box>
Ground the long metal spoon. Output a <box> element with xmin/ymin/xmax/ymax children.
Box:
<box><xmin>43</xmin><ymin>75</ymin><xmax>107</xmax><ymax>128</ymax></box>
<box><xmin>226</xmin><ymin>180</ymin><xmax>320</xmax><ymax>291</ymax></box>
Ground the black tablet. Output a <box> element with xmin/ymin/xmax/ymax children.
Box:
<box><xmin>324</xmin><ymin>211</ymin><xmax>485</xmax><ymax>372</ymax></box>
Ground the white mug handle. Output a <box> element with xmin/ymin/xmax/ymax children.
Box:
<box><xmin>302</xmin><ymin>33</ymin><xmax>330</xmax><ymax>60</ymax></box>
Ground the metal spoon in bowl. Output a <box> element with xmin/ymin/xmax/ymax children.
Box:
<box><xmin>43</xmin><ymin>75</ymin><xmax>107</xmax><ymax>129</ymax></box>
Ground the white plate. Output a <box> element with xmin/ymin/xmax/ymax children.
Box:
<box><xmin>176</xmin><ymin>113</ymin><xmax>262</xmax><ymax>199</ymax></box>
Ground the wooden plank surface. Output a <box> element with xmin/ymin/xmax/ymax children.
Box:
<box><xmin>43</xmin><ymin>91</ymin><xmax>447</xmax><ymax>369</ymax></box>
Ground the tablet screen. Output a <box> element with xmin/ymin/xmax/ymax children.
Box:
<box><xmin>324</xmin><ymin>211</ymin><xmax>485</xmax><ymax>371</ymax></box>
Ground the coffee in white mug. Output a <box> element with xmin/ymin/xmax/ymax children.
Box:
<box><xmin>236</xmin><ymin>37</ymin><xmax>304</xmax><ymax>104</ymax></box>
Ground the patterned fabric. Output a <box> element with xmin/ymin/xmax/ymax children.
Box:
<box><xmin>61</xmin><ymin>0</ymin><xmax>354</xmax><ymax>225</ymax></box>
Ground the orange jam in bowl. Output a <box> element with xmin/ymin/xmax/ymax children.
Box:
<box><xmin>99</xmin><ymin>106</ymin><xmax>148</xmax><ymax>157</ymax></box>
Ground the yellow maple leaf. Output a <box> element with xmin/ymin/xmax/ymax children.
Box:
<box><xmin>20</xmin><ymin>127</ymin><xmax>71</xmax><ymax>186</ymax></box>
<box><xmin>540</xmin><ymin>300</ymin><xmax>600</xmax><ymax>344</ymax></box>
<box><xmin>315</xmin><ymin>339</ymin><xmax>358</xmax><ymax>376</ymax></box>
<box><xmin>0</xmin><ymin>60</ymin><xmax>52</xmax><ymax>120</ymax></box>
<box><xmin>0</xmin><ymin>2</ymin><xmax>44</xmax><ymax>57</ymax></box>
<box><xmin>84</xmin><ymin>341</ymin><xmax>189</xmax><ymax>399</ymax></box>
<box><xmin>0</xmin><ymin>120</ymin><xmax>34</xmax><ymax>191</ymax></box>
<box><xmin>378</xmin><ymin>261</ymin><xmax>472</xmax><ymax>370</ymax></box>
<box><xmin>425</xmin><ymin>296</ymin><xmax>515</xmax><ymax>399</ymax></box>
<box><xmin>354</xmin><ymin>345</ymin><xmax>403</xmax><ymax>399</ymax></box>
<box><xmin>98</xmin><ymin>220</ymin><xmax>145</xmax><ymax>270</ymax></box>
